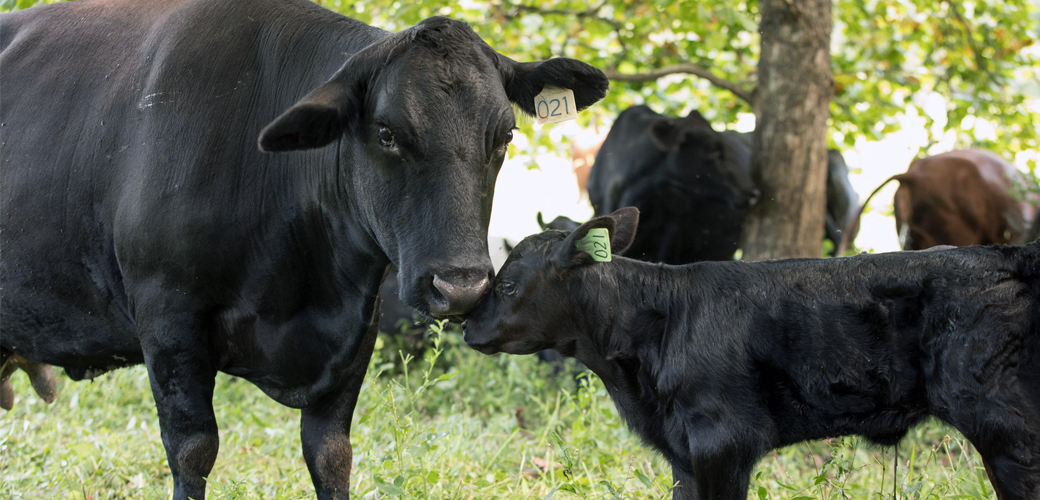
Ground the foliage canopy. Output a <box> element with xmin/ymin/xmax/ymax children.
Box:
<box><xmin>330</xmin><ymin>0</ymin><xmax>1039</xmax><ymax>164</ymax></box>
<box><xmin>4</xmin><ymin>0</ymin><xmax>1038</xmax><ymax>164</ymax></box>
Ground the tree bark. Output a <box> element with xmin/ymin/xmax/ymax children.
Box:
<box><xmin>740</xmin><ymin>0</ymin><xmax>833</xmax><ymax>261</ymax></box>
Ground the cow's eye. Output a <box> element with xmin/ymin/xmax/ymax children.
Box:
<box><xmin>504</xmin><ymin>130</ymin><xmax>513</xmax><ymax>144</ymax></box>
<box><xmin>377</xmin><ymin>126</ymin><xmax>395</xmax><ymax>148</ymax></box>
<box><xmin>497</xmin><ymin>281</ymin><xmax>517</xmax><ymax>296</ymax></box>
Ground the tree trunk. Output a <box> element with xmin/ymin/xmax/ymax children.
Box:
<box><xmin>740</xmin><ymin>0</ymin><xmax>833</xmax><ymax>261</ymax></box>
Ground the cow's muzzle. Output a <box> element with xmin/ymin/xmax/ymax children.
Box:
<box><xmin>424</xmin><ymin>268</ymin><xmax>492</xmax><ymax>319</ymax></box>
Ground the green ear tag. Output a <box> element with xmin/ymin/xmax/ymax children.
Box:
<box><xmin>576</xmin><ymin>228</ymin><xmax>611</xmax><ymax>262</ymax></box>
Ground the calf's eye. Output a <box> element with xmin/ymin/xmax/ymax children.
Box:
<box><xmin>377</xmin><ymin>126</ymin><xmax>395</xmax><ymax>148</ymax></box>
<box><xmin>505</xmin><ymin>130</ymin><xmax>513</xmax><ymax>144</ymax></box>
<box><xmin>498</xmin><ymin>281</ymin><xmax>517</xmax><ymax>296</ymax></box>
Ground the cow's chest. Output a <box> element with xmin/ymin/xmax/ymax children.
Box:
<box><xmin>213</xmin><ymin>297</ymin><xmax>379</xmax><ymax>408</ymax></box>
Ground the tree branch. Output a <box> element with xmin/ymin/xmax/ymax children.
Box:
<box><xmin>501</xmin><ymin>2</ymin><xmax>754</xmax><ymax>106</ymax></box>
<box><xmin>945</xmin><ymin>0</ymin><xmax>998</xmax><ymax>81</ymax></box>
<box><xmin>604</xmin><ymin>64</ymin><xmax>755</xmax><ymax>105</ymax></box>
<box><xmin>512</xmin><ymin>3</ymin><xmax>621</xmax><ymax>30</ymax></box>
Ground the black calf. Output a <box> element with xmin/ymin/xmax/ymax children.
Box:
<box><xmin>464</xmin><ymin>207</ymin><xmax>1040</xmax><ymax>500</ymax></box>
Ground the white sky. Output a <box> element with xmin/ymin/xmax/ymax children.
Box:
<box><xmin>488</xmin><ymin>94</ymin><xmax>1040</xmax><ymax>256</ymax></box>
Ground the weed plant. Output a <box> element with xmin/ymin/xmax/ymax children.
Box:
<box><xmin>1</xmin><ymin>322</ymin><xmax>995</xmax><ymax>499</ymax></box>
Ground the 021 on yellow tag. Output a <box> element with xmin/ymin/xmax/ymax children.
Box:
<box><xmin>576</xmin><ymin>228</ymin><xmax>611</xmax><ymax>262</ymax></box>
<box><xmin>533</xmin><ymin>87</ymin><xmax>578</xmax><ymax>125</ymax></box>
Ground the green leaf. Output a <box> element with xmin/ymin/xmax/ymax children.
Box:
<box><xmin>435</xmin><ymin>371</ymin><xmax>458</xmax><ymax>382</ymax></box>
<box><xmin>373</xmin><ymin>476</ymin><xmax>404</xmax><ymax>496</ymax></box>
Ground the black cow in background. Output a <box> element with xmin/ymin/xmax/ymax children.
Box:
<box><xmin>588</xmin><ymin>105</ymin><xmax>759</xmax><ymax>263</ymax></box>
<box><xmin>584</xmin><ymin>105</ymin><xmax>857</xmax><ymax>264</ymax></box>
<box><xmin>465</xmin><ymin>207</ymin><xmax>1040</xmax><ymax>500</ymax></box>
<box><xmin>825</xmin><ymin>149</ymin><xmax>860</xmax><ymax>252</ymax></box>
<box><xmin>1024</xmin><ymin>214</ymin><xmax>1040</xmax><ymax>245</ymax></box>
<box><xmin>0</xmin><ymin>1</ymin><xmax>608</xmax><ymax>498</ymax></box>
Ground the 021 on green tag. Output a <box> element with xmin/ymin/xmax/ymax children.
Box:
<box><xmin>576</xmin><ymin>228</ymin><xmax>611</xmax><ymax>262</ymax></box>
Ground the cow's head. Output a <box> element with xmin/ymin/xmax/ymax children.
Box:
<box><xmin>647</xmin><ymin>110</ymin><xmax>758</xmax><ymax>210</ymax></box>
<box><xmin>464</xmin><ymin>207</ymin><xmax>639</xmax><ymax>356</ymax></box>
<box><xmin>257</xmin><ymin>17</ymin><xmax>608</xmax><ymax>319</ymax></box>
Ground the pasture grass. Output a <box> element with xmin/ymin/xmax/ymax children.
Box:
<box><xmin>1</xmin><ymin>322</ymin><xmax>994</xmax><ymax>499</ymax></box>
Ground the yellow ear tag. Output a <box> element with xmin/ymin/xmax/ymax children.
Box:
<box><xmin>576</xmin><ymin>228</ymin><xmax>611</xmax><ymax>262</ymax></box>
<box><xmin>533</xmin><ymin>87</ymin><xmax>578</xmax><ymax>125</ymax></box>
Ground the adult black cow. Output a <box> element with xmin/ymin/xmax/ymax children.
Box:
<box><xmin>0</xmin><ymin>1</ymin><xmax>608</xmax><ymax>499</ymax></box>
<box><xmin>587</xmin><ymin>105</ymin><xmax>758</xmax><ymax>264</ymax></box>
<box><xmin>587</xmin><ymin>105</ymin><xmax>857</xmax><ymax>263</ymax></box>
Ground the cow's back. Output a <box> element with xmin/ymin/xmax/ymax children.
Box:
<box><xmin>0</xmin><ymin>0</ymin><xmax>384</xmax><ymax>365</ymax></box>
<box><xmin>587</xmin><ymin>105</ymin><xmax>667</xmax><ymax>215</ymax></box>
<box><xmin>893</xmin><ymin>149</ymin><xmax>1035</xmax><ymax>248</ymax></box>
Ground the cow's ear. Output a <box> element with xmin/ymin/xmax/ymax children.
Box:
<box><xmin>500</xmin><ymin>56</ymin><xmax>609</xmax><ymax>116</ymax></box>
<box><xmin>648</xmin><ymin>119</ymin><xmax>684</xmax><ymax>151</ymax></box>
<box><xmin>554</xmin><ymin>207</ymin><xmax>639</xmax><ymax>268</ymax></box>
<box><xmin>258</xmin><ymin>77</ymin><xmax>362</xmax><ymax>152</ymax></box>
<box><xmin>649</xmin><ymin>111</ymin><xmax>716</xmax><ymax>151</ymax></box>
<box><xmin>536</xmin><ymin>212</ymin><xmax>549</xmax><ymax>231</ymax></box>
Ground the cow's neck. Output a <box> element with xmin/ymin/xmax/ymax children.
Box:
<box><xmin>295</xmin><ymin>152</ymin><xmax>392</xmax><ymax>298</ymax></box>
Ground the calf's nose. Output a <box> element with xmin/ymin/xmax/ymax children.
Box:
<box><xmin>426</xmin><ymin>269</ymin><xmax>491</xmax><ymax>318</ymax></box>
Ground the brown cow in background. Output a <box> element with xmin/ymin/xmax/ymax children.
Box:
<box><xmin>845</xmin><ymin>149</ymin><xmax>1038</xmax><ymax>251</ymax></box>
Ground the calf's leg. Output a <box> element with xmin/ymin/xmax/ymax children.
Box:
<box><xmin>671</xmin><ymin>457</ymin><xmax>755</xmax><ymax>500</ymax></box>
<box><xmin>966</xmin><ymin>406</ymin><xmax>1040</xmax><ymax>500</ymax></box>
<box><xmin>301</xmin><ymin>312</ymin><xmax>381</xmax><ymax>500</ymax></box>
<box><xmin>936</xmin><ymin>382</ymin><xmax>1040</xmax><ymax>499</ymax></box>
<box><xmin>672</xmin><ymin>429</ymin><xmax>760</xmax><ymax>500</ymax></box>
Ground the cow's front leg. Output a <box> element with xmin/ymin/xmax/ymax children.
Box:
<box><xmin>301</xmin><ymin>316</ymin><xmax>380</xmax><ymax>500</ymax></box>
<box><xmin>141</xmin><ymin>324</ymin><xmax>219</xmax><ymax>500</ymax></box>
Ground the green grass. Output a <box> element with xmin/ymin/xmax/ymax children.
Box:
<box><xmin>1</xmin><ymin>323</ymin><xmax>995</xmax><ymax>500</ymax></box>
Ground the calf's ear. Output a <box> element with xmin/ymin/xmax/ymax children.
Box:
<box><xmin>610</xmin><ymin>207</ymin><xmax>639</xmax><ymax>254</ymax></box>
<box><xmin>500</xmin><ymin>56</ymin><xmax>609</xmax><ymax>116</ymax></box>
<box><xmin>554</xmin><ymin>207</ymin><xmax>640</xmax><ymax>268</ymax></box>
<box><xmin>258</xmin><ymin>66</ymin><xmax>367</xmax><ymax>152</ymax></box>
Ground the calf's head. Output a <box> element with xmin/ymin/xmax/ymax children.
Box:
<box><xmin>464</xmin><ymin>207</ymin><xmax>639</xmax><ymax>355</ymax></box>
<box><xmin>258</xmin><ymin>17</ymin><xmax>608</xmax><ymax>318</ymax></box>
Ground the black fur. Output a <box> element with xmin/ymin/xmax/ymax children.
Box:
<box><xmin>0</xmin><ymin>1</ymin><xmax>607</xmax><ymax>499</ymax></box>
<box><xmin>587</xmin><ymin>105</ymin><xmax>858</xmax><ymax>262</ymax></box>
<box><xmin>465</xmin><ymin>207</ymin><xmax>1040</xmax><ymax>500</ymax></box>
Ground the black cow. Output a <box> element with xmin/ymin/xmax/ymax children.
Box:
<box><xmin>536</xmin><ymin>211</ymin><xmax>582</xmax><ymax>232</ymax></box>
<box><xmin>1024</xmin><ymin>214</ymin><xmax>1040</xmax><ymax>245</ymax></box>
<box><xmin>588</xmin><ymin>106</ymin><xmax>758</xmax><ymax>263</ymax></box>
<box><xmin>0</xmin><ymin>1</ymin><xmax>607</xmax><ymax>498</ymax></box>
<box><xmin>465</xmin><ymin>208</ymin><xmax>1040</xmax><ymax>500</ymax></box>
<box><xmin>587</xmin><ymin>106</ymin><xmax>857</xmax><ymax>263</ymax></box>
<box><xmin>825</xmin><ymin>149</ymin><xmax>859</xmax><ymax>253</ymax></box>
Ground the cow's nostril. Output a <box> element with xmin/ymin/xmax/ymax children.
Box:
<box><xmin>428</xmin><ymin>272</ymin><xmax>490</xmax><ymax>318</ymax></box>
